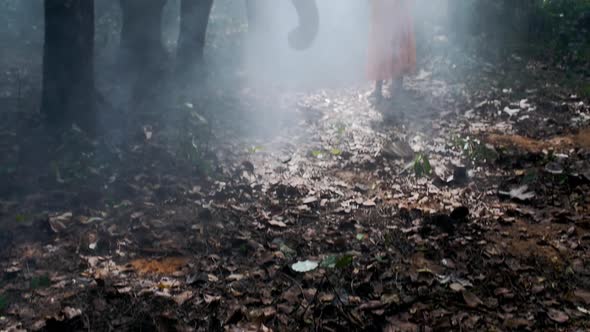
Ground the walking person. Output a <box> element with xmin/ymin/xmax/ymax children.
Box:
<box><xmin>367</xmin><ymin>0</ymin><xmax>416</xmax><ymax>103</ymax></box>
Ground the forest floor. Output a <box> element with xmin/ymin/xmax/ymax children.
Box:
<box><xmin>1</xmin><ymin>48</ymin><xmax>590</xmax><ymax>331</ymax></box>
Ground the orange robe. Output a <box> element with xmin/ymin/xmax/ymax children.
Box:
<box><xmin>367</xmin><ymin>0</ymin><xmax>416</xmax><ymax>81</ymax></box>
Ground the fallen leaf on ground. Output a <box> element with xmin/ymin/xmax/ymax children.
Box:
<box><xmin>130</xmin><ymin>257</ymin><xmax>189</xmax><ymax>275</ymax></box>
<box><xmin>499</xmin><ymin>185</ymin><xmax>535</xmax><ymax>201</ymax></box>
<box><xmin>173</xmin><ymin>291</ymin><xmax>194</xmax><ymax>306</ymax></box>
<box><xmin>462</xmin><ymin>291</ymin><xmax>483</xmax><ymax>308</ymax></box>
<box><xmin>267</xmin><ymin>219</ymin><xmax>287</xmax><ymax>228</ymax></box>
<box><xmin>450</xmin><ymin>283</ymin><xmax>465</xmax><ymax>292</ymax></box>
<box><xmin>574</xmin><ymin>289</ymin><xmax>590</xmax><ymax>305</ymax></box>
<box><xmin>547</xmin><ymin>308</ymin><xmax>569</xmax><ymax>323</ymax></box>
<box><xmin>291</xmin><ymin>260</ymin><xmax>318</xmax><ymax>273</ymax></box>
<box><xmin>204</xmin><ymin>294</ymin><xmax>221</xmax><ymax>304</ymax></box>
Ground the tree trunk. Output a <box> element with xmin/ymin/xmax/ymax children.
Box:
<box><xmin>42</xmin><ymin>0</ymin><xmax>95</xmax><ymax>130</ymax></box>
<box><xmin>176</xmin><ymin>0</ymin><xmax>214</xmax><ymax>76</ymax></box>
<box><xmin>119</xmin><ymin>0</ymin><xmax>167</xmax><ymax>72</ymax></box>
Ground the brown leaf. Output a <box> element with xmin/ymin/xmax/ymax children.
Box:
<box><xmin>384</xmin><ymin>318</ymin><xmax>418</xmax><ymax>332</ymax></box>
<box><xmin>462</xmin><ymin>291</ymin><xmax>483</xmax><ymax>308</ymax></box>
<box><xmin>359</xmin><ymin>300</ymin><xmax>384</xmax><ymax>311</ymax></box>
<box><xmin>381</xmin><ymin>293</ymin><xmax>401</xmax><ymax>305</ymax></box>
<box><xmin>204</xmin><ymin>294</ymin><xmax>221</xmax><ymax>304</ymax></box>
<box><xmin>282</xmin><ymin>287</ymin><xmax>300</xmax><ymax>303</ymax></box>
<box><xmin>62</xmin><ymin>307</ymin><xmax>82</xmax><ymax>320</ymax></box>
<box><xmin>503</xmin><ymin>317</ymin><xmax>533</xmax><ymax>329</ymax></box>
<box><xmin>262</xmin><ymin>306</ymin><xmax>277</xmax><ymax>318</ymax></box>
<box><xmin>319</xmin><ymin>293</ymin><xmax>335</xmax><ymax>303</ymax></box>
<box><xmin>268</xmin><ymin>219</ymin><xmax>287</xmax><ymax>228</ymax></box>
<box><xmin>494</xmin><ymin>287</ymin><xmax>512</xmax><ymax>297</ymax></box>
<box><xmin>450</xmin><ymin>283</ymin><xmax>465</xmax><ymax>292</ymax></box>
<box><xmin>547</xmin><ymin>308</ymin><xmax>569</xmax><ymax>323</ymax></box>
<box><xmin>227</xmin><ymin>273</ymin><xmax>245</xmax><ymax>281</ymax></box>
<box><xmin>130</xmin><ymin>257</ymin><xmax>189</xmax><ymax>275</ymax></box>
<box><xmin>48</xmin><ymin>212</ymin><xmax>72</xmax><ymax>233</ymax></box>
<box><xmin>302</xmin><ymin>196</ymin><xmax>318</xmax><ymax>204</ymax></box>
<box><xmin>574</xmin><ymin>289</ymin><xmax>590</xmax><ymax>305</ymax></box>
<box><xmin>231</xmin><ymin>204</ymin><xmax>248</xmax><ymax>212</ymax></box>
<box><xmin>173</xmin><ymin>291</ymin><xmax>194</xmax><ymax>306</ymax></box>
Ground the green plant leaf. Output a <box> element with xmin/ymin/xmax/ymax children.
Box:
<box><xmin>335</xmin><ymin>255</ymin><xmax>354</xmax><ymax>269</ymax></box>
<box><xmin>413</xmin><ymin>153</ymin><xmax>431</xmax><ymax>177</ymax></box>
<box><xmin>30</xmin><ymin>275</ymin><xmax>51</xmax><ymax>289</ymax></box>
<box><xmin>247</xmin><ymin>146</ymin><xmax>264</xmax><ymax>154</ymax></box>
<box><xmin>280</xmin><ymin>244</ymin><xmax>297</xmax><ymax>258</ymax></box>
<box><xmin>0</xmin><ymin>294</ymin><xmax>6</xmax><ymax>312</ymax></box>
<box><xmin>320</xmin><ymin>255</ymin><xmax>338</xmax><ymax>269</ymax></box>
<box><xmin>422</xmin><ymin>155</ymin><xmax>432</xmax><ymax>174</ymax></box>
<box><xmin>330</xmin><ymin>148</ymin><xmax>342</xmax><ymax>156</ymax></box>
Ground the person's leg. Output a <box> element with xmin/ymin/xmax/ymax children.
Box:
<box><xmin>369</xmin><ymin>80</ymin><xmax>384</xmax><ymax>104</ymax></box>
<box><xmin>389</xmin><ymin>77</ymin><xmax>402</xmax><ymax>98</ymax></box>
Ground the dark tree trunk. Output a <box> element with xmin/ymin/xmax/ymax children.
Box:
<box><xmin>42</xmin><ymin>0</ymin><xmax>95</xmax><ymax>130</ymax></box>
<box><xmin>176</xmin><ymin>0</ymin><xmax>214</xmax><ymax>76</ymax></box>
<box><xmin>119</xmin><ymin>0</ymin><xmax>167</xmax><ymax>72</ymax></box>
<box><xmin>119</xmin><ymin>0</ymin><xmax>167</xmax><ymax>109</ymax></box>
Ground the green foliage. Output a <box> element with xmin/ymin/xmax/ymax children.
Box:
<box><xmin>451</xmin><ymin>0</ymin><xmax>590</xmax><ymax>60</ymax></box>
<box><xmin>321</xmin><ymin>254</ymin><xmax>354</xmax><ymax>269</ymax></box>
<box><xmin>246</xmin><ymin>146</ymin><xmax>264</xmax><ymax>154</ymax></box>
<box><xmin>452</xmin><ymin>136</ymin><xmax>498</xmax><ymax>164</ymax></box>
<box><xmin>320</xmin><ymin>255</ymin><xmax>338</xmax><ymax>269</ymax></box>
<box><xmin>335</xmin><ymin>254</ymin><xmax>354</xmax><ymax>269</ymax></box>
<box><xmin>413</xmin><ymin>153</ymin><xmax>432</xmax><ymax>177</ymax></box>
<box><xmin>309</xmin><ymin>147</ymin><xmax>346</xmax><ymax>158</ymax></box>
<box><xmin>311</xmin><ymin>150</ymin><xmax>323</xmax><ymax>158</ymax></box>
<box><xmin>30</xmin><ymin>275</ymin><xmax>51</xmax><ymax>290</ymax></box>
<box><xmin>330</xmin><ymin>148</ymin><xmax>342</xmax><ymax>156</ymax></box>
<box><xmin>0</xmin><ymin>294</ymin><xmax>6</xmax><ymax>312</ymax></box>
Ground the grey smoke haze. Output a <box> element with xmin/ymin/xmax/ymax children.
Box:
<box><xmin>1</xmin><ymin>0</ymin><xmax>454</xmax><ymax>139</ymax></box>
<box><xmin>232</xmin><ymin>0</ymin><xmax>450</xmax><ymax>90</ymax></box>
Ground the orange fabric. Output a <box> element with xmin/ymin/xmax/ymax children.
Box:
<box><xmin>367</xmin><ymin>0</ymin><xmax>416</xmax><ymax>81</ymax></box>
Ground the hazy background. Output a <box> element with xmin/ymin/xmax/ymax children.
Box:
<box><xmin>1</xmin><ymin>0</ymin><xmax>587</xmax><ymax>142</ymax></box>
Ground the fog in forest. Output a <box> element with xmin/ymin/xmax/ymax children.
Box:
<box><xmin>1</xmin><ymin>0</ymin><xmax>452</xmax><ymax>136</ymax></box>
<box><xmin>1</xmin><ymin>1</ymin><xmax>589</xmax><ymax>330</ymax></box>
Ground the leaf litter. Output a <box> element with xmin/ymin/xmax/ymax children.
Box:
<box><xmin>1</xmin><ymin>39</ymin><xmax>590</xmax><ymax>332</ymax></box>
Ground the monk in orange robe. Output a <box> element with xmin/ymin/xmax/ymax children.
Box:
<box><xmin>367</xmin><ymin>0</ymin><xmax>416</xmax><ymax>102</ymax></box>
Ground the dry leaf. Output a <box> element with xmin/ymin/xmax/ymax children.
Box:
<box><xmin>547</xmin><ymin>308</ymin><xmax>569</xmax><ymax>323</ymax></box>
<box><xmin>462</xmin><ymin>291</ymin><xmax>483</xmax><ymax>308</ymax></box>
<box><xmin>574</xmin><ymin>289</ymin><xmax>590</xmax><ymax>305</ymax></box>
<box><xmin>204</xmin><ymin>294</ymin><xmax>221</xmax><ymax>304</ymax></box>
<box><xmin>450</xmin><ymin>283</ymin><xmax>465</xmax><ymax>292</ymax></box>
<box><xmin>227</xmin><ymin>273</ymin><xmax>245</xmax><ymax>281</ymax></box>
<box><xmin>268</xmin><ymin>219</ymin><xmax>287</xmax><ymax>228</ymax></box>
<box><xmin>173</xmin><ymin>291</ymin><xmax>194</xmax><ymax>306</ymax></box>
